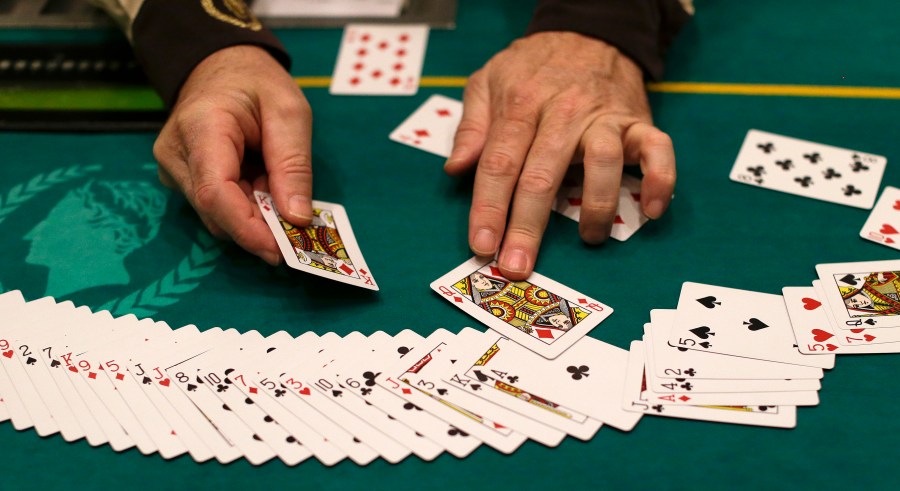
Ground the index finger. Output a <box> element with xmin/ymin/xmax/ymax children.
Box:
<box><xmin>261</xmin><ymin>91</ymin><xmax>314</xmax><ymax>227</ymax></box>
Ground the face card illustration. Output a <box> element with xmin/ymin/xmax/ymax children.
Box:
<box><xmin>389</xmin><ymin>94</ymin><xmax>463</xmax><ymax>158</ymax></box>
<box><xmin>622</xmin><ymin>341</ymin><xmax>797</xmax><ymax>428</ymax></box>
<box><xmin>668</xmin><ymin>282</ymin><xmax>834</xmax><ymax>369</ymax></box>
<box><xmin>729</xmin><ymin>129</ymin><xmax>886</xmax><ymax>209</ymax></box>
<box><xmin>860</xmin><ymin>187</ymin><xmax>900</xmax><ymax>249</ymax></box>
<box><xmin>330</xmin><ymin>23</ymin><xmax>429</xmax><ymax>95</ymax></box>
<box><xmin>431</xmin><ymin>256</ymin><xmax>612</xmax><ymax>359</ymax></box>
<box><xmin>816</xmin><ymin>260</ymin><xmax>900</xmax><ymax>329</ymax></box>
<box><xmin>553</xmin><ymin>171</ymin><xmax>648</xmax><ymax>241</ymax></box>
<box><xmin>255</xmin><ymin>191</ymin><xmax>378</xmax><ymax>290</ymax></box>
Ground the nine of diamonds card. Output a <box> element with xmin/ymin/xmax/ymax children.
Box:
<box><xmin>254</xmin><ymin>191</ymin><xmax>378</xmax><ymax>290</ymax></box>
<box><xmin>430</xmin><ymin>256</ymin><xmax>612</xmax><ymax>359</ymax></box>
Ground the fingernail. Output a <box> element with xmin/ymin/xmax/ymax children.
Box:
<box><xmin>262</xmin><ymin>251</ymin><xmax>281</xmax><ymax>266</ymax></box>
<box><xmin>500</xmin><ymin>248</ymin><xmax>528</xmax><ymax>274</ymax></box>
<box><xmin>289</xmin><ymin>195</ymin><xmax>312</xmax><ymax>221</ymax></box>
<box><xmin>472</xmin><ymin>228</ymin><xmax>497</xmax><ymax>255</ymax></box>
<box><xmin>644</xmin><ymin>199</ymin><xmax>664</xmax><ymax>219</ymax></box>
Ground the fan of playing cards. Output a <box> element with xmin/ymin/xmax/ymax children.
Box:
<box><xmin>3</xmin><ymin>256</ymin><xmax>900</xmax><ymax>465</ymax></box>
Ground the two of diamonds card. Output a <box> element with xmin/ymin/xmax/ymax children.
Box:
<box><xmin>254</xmin><ymin>191</ymin><xmax>377</xmax><ymax>290</ymax></box>
<box><xmin>730</xmin><ymin>129</ymin><xmax>886</xmax><ymax>209</ymax></box>
<box><xmin>330</xmin><ymin>24</ymin><xmax>429</xmax><ymax>96</ymax></box>
<box><xmin>430</xmin><ymin>256</ymin><xmax>612</xmax><ymax>359</ymax></box>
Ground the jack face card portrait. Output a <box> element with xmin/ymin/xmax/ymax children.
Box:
<box><xmin>431</xmin><ymin>257</ymin><xmax>612</xmax><ymax>359</ymax></box>
<box><xmin>255</xmin><ymin>191</ymin><xmax>378</xmax><ymax>290</ymax></box>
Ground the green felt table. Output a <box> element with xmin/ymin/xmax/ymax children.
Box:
<box><xmin>1</xmin><ymin>1</ymin><xmax>899</xmax><ymax>489</ymax></box>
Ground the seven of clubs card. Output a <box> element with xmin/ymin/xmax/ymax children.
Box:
<box><xmin>254</xmin><ymin>191</ymin><xmax>378</xmax><ymax>290</ymax></box>
<box><xmin>730</xmin><ymin>129</ymin><xmax>886</xmax><ymax>209</ymax></box>
<box><xmin>431</xmin><ymin>256</ymin><xmax>612</xmax><ymax>359</ymax></box>
<box><xmin>330</xmin><ymin>24</ymin><xmax>429</xmax><ymax>95</ymax></box>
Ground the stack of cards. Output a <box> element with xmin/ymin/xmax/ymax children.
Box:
<box><xmin>0</xmin><ymin>290</ymin><xmax>641</xmax><ymax>465</ymax></box>
<box><xmin>786</xmin><ymin>259</ymin><xmax>900</xmax><ymax>355</ymax></box>
<box><xmin>625</xmin><ymin>259</ymin><xmax>900</xmax><ymax>428</ymax></box>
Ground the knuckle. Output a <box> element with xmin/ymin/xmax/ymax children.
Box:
<box><xmin>517</xmin><ymin>168</ymin><xmax>558</xmax><ymax>196</ymax></box>
<box><xmin>470</xmin><ymin>200</ymin><xmax>508</xmax><ymax>222</ymax></box>
<box><xmin>504</xmin><ymin>223</ymin><xmax>543</xmax><ymax>243</ymax></box>
<box><xmin>585</xmin><ymin>139</ymin><xmax>622</xmax><ymax>166</ymax></box>
<box><xmin>549</xmin><ymin>95</ymin><xmax>583</xmax><ymax>122</ymax></box>
<box><xmin>581</xmin><ymin>199</ymin><xmax>620</xmax><ymax>220</ymax></box>
<box><xmin>479</xmin><ymin>152</ymin><xmax>520</xmax><ymax>179</ymax></box>
<box><xmin>644</xmin><ymin>129</ymin><xmax>674</xmax><ymax>150</ymax></box>
<box><xmin>192</xmin><ymin>181</ymin><xmax>219</xmax><ymax>213</ymax></box>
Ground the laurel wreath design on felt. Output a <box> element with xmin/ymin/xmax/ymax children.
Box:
<box><xmin>98</xmin><ymin>230</ymin><xmax>222</xmax><ymax>318</ymax></box>
<box><xmin>0</xmin><ymin>164</ymin><xmax>222</xmax><ymax>317</ymax></box>
<box><xmin>0</xmin><ymin>164</ymin><xmax>102</xmax><ymax>225</ymax></box>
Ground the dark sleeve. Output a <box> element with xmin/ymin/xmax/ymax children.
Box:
<box><xmin>130</xmin><ymin>0</ymin><xmax>291</xmax><ymax>108</ymax></box>
<box><xmin>526</xmin><ymin>0</ymin><xmax>692</xmax><ymax>80</ymax></box>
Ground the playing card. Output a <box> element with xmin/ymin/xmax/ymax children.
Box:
<box><xmin>623</xmin><ymin>341</ymin><xmax>797</xmax><ymax>428</ymax></box>
<box><xmin>313</xmin><ymin>333</ymin><xmax>443</xmax><ymax>462</ymax></box>
<box><xmin>0</xmin><ymin>296</ymin><xmax>71</xmax><ymax>434</ymax></box>
<box><xmin>336</xmin><ymin>329</ymin><xmax>483</xmax><ymax>458</ymax></box>
<box><xmin>816</xmin><ymin>259</ymin><xmax>900</xmax><ymax>329</ymax></box>
<box><xmin>812</xmin><ymin>280</ymin><xmax>900</xmax><ymax>347</ymax></box>
<box><xmin>389</xmin><ymin>94</ymin><xmax>462</xmax><ymax>158</ymax></box>
<box><xmin>730</xmin><ymin>129</ymin><xmax>886</xmax><ymax>208</ymax></box>
<box><xmin>648</xmin><ymin>310</ymin><xmax>824</xmax><ymax>380</ymax></box>
<box><xmin>392</xmin><ymin>328</ymin><xmax>539</xmax><ymax>452</ymax></box>
<box><xmin>376</xmin><ymin>329</ymin><xmax>530</xmax><ymax>454</ymax></box>
<box><xmin>553</xmin><ymin>170</ymin><xmax>649</xmax><ymax>241</ymax></box>
<box><xmin>255</xmin><ymin>333</ymin><xmax>379</xmax><ymax>466</ymax></box>
<box><xmin>639</xmin><ymin>339</ymin><xmax>819</xmax><ymax>406</ymax></box>
<box><xmin>442</xmin><ymin>351</ymin><xmax>603</xmax><ymax>440</ymax></box>
<box><xmin>785</xmin><ymin>285</ymin><xmax>900</xmax><ymax>354</ymax></box>
<box><xmin>180</xmin><ymin>331</ymin><xmax>313</xmax><ymax>466</ymax></box>
<box><xmin>74</xmin><ymin>317</ymin><xmax>172</xmax><ymax>455</ymax></box>
<box><xmin>643</xmin><ymin>330</ymin><xmax>820</xmax><ymax>393</ymax></box>
<box><xmin>668</xmin><ymin>282</ymin><xmax>834</xmax><ymax>369</ymax></box>
<box><xmin>330</xmin><ymin>24</ymin><xmax>429</xmax><ymax>96</ymax></box>
<box><xmin>451</xmin><ymin>331</ymin><xmax>642</xmax><ymax>431</ymax></box>
<box><xmin>427</xmin><ymin>328</ymin><xmax>567</xmax><ymax>447</ymax></box>
<box><xmin>254</xmin><ymin>191</ymin><xmax>377</xmax><ymax>290</ymax></box>
<box><xmin>431</xmin><ymin>256</ymin><xmax>612</xmax><ymax>359</ymax></box>
<box><xmin>227</xmin><ymin>331</ymin><xmax>347</xmax><ymax>466</ymax></box>
<box><xmin>279</xmin><ymin>332</ymin><xmax>412</xmax><ymax>464</ymax></box>
<box><xmin>860</xmin><ymin>186</ymin><xmax>900</xmax><ymax>249</ymax></box>
<box><xmin>125</xmin><ymin>326</ymin><xmax>242</xmax><ymax>464</ymax></box>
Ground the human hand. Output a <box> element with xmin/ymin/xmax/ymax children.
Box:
<box><xmin>444</xmin><ymin>32</ymin><xmax>676</xmax><ymax>280</ymax></box>
<box><xmin>153</xmin><ymin>45</ymin><xmax>314</xmax><ymax>265</ymax></box>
